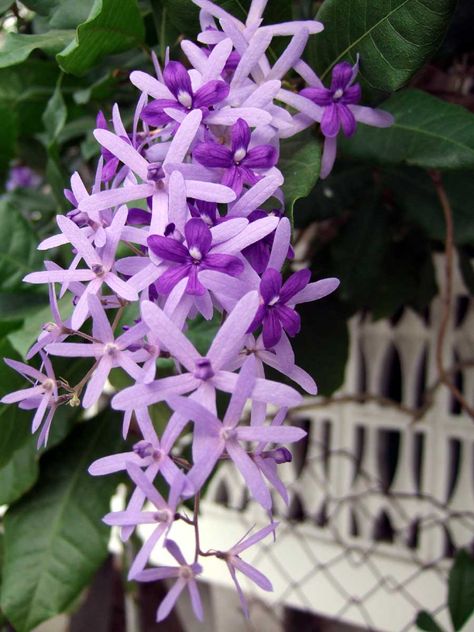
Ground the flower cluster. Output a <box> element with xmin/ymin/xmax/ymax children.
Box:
<box><xmin>1</xmin><ymin>0</ymin><xmax>393</xmax><ymax>622</ymax></box>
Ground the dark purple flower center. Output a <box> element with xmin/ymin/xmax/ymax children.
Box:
<box><xmin>262</xmin><ymin>447</ymin><xmax>292</xmax><ymax>464</ymax></box>
<box><xmin>147</xmin><ymin>163</ymin><xmax>165</xmax><ymax>182</ymax></box>
<box><xmin>194</xmin><ymin>357</ymin><xmax>214</xmax><ymax>380</ymax></box>
<box><xmin>133</xmin><ymin>440</ymin><xmax>163</xmax><ymax>461</ymax></box>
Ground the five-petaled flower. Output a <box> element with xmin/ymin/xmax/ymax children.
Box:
<box><xmin>193</xmin><ymin>118</ymin><xmax>278</xmax><ymax>195</ymax></box>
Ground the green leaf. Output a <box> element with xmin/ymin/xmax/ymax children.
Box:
<box><xmin>21</xmin><ymin>0</ymin><xmax>60</xmax><ymax>15</ymax></box>
<box><xmin>331</xmin><ymin>192</ymin><xmax>390</xmax><ymax>305</ymax></box>
<box><xmin>8</xmin><ymin>296</ymin><xmax>72</xmax><ymax>359</ymax></box>
<box><xmin>0</xmin><ymin>0</ymin><xmax>15</xmax><ymax>13</ymax></box>
<box><xmin>313</xmin><ymin>0</ymin><xmax>456</xmax><ymax>94</ymax></box>
<box><xmin>56</xmin><ymin>0</ymin><xmax>145</xmax><ymax>75</ymax></box>
<box><xmin>0</xmin><ymin>340</ymin><xmax>37</xmax><ymax>469</ymax></box>
<box><xmin>0</xmin><ymin>60</ymin><xmax>57</xmax><ymax>136</ymax></box>
<box><xmin>42</xmin><ymin>81</ymin><xmax>67</xmax><ymax>142</ymax></box>
<box><xmin>1</xmin><ymin>413</ymin><xmax>124</xmax><ymax>632</ymax></box>
<box><xmin>0</xmin><ymin>440</ymin><xmax>39</xmax><ymax>506</ymax></box>
<box><xmin>341</xmin><ymin>90</ymin><xmax>474</xmax><ymax>170</ymax></box>
<box><xmin>415</xmin><ymin>611</ymin><xmax>445</xmax><ymax>632</ymax></box>
<box><xmin>279</xmin><ymin>134</ymin><xmax>321</xmax><ymax>223</ymax></box>
<box><xmin>368</xmin><ymin>227</ymin><xmax>437</xmax><ymax>319</ymax></box>
<box><xmin>48</xmin><ymin>0</ymin><xmax>95</xmax><ymax>29</ymax></box>
<box><xmin>0</xmin><ymin>104</ymin><xmax>17</xmax><ymax>188</ymax></box>
<box><xmin>448</xmin><ymin>549</ymin><xmax>474</xmax><ymax>631</ymax></box>
<box><xmin>0</xmin><ymin>31</ymin><xmax>73</xmax><ymax>69</ymax></box>
<box><xmin>382</xmin><ymin>168</ymin><xmax>474</xmax><ymax>246</ymax></box>
<box><xmin>0</xmin><ymin>199</ymin><xmax>43</xmax><ymax>290</ymax></box>
<box><xmin>186</xmin><ymin>312</ymin><xmax>220</xmax><ymax>356</ymax></box>
<box><xmin>292</xmin><ymin>297</ymin><xmax>349</xmax><ymax>396</ymax></box>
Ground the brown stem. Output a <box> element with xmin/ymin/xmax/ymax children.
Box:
<box><xmin>193</xmin><ymin>493</ymin><xmax>201</xmax><ymax>563</ymax></box>
<box><xmin>430</xmin><ymin>170</ymin><xmax>474</xmax><ymax>420</ymax></box>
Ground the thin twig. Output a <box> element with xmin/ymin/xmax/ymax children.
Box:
<box><xmin>292</xmin><ymin>359</ymin><xmax>474</xmax><ymax>423</ymax></box>
<box><xmin>193</xmin><ymin>493</ymin><xmax>201</xmax><ymax>563</ymax></box>
<box><xmin>430</xmin><ymin>170</ymin><xmax>474</xmax><ymax>420</ymax></box>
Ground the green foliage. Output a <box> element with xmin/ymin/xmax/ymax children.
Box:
<box><xmin>416</xmin><ymin>611</ymin><xmax>445</xmax><ymax>632</ymax></box>
<box><xmin>292</xmin><ymin>297</ymin><xmax>349</xmax><ymax>396</ymax></box>
<box><xmin>341</xmin><ymin>90</ymin><xmax>474</xmax><ymax>169</ymax></box>
<box><xmin>382</xmin><ymin>168</ymin><xmax>474</xmax><ymax>246</ymax></box>
<box><xmin>313</xmin><ymin>0</ymin><xmax>456</xmax><ymax>96</ymax></box>
<box><xmin>0</xmin><ymin>414</ymin><xmax>125</xmax><ymax>632</ymax></box>
<box><xmin>279</xmin><ymin>134</ymin><xmax>321</xmax><ymax>224</ymax></box>
<box><xmin>0</xmin><ymin>31</ymin><xmax>73</xmax><ymax>68</ymax></box>
<box><xmin>56</xmin><ymin>0</ymin><xmax>145</xmax><ymax>75</ymax></box>
<box><xmin>42</xmin><ymin>81</ymin><xmax>67</xmax><ymax>142</ymax></box>
<box><xmin>448</xmin><ymin>550</ymin><xmax>474</xmax><ymax>631</ymax></box>
<box><xmin>0</xmin><ymin>440</ymin><xmax>39</xmax><ymax>506</ymax></box>
<box><xmin>0</xmin><ymin>199</ymin><xmax>43</xmax><ymax>292</ymax></box>
<box><xmin>0</xmin><ymin>104</ymin><xmax>17</xmax><ymax>186</ymax></box>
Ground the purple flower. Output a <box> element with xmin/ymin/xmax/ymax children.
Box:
<box><xmin>188</xmin><ymin>200</ymin><xmax>221</xmax><ymax>226</ymax></box>
<box><xmin>112</xmin><ymin>292</ymin><xmax>302</xmax><ymax>414</ymax></box>
<box><xmin>295</xmin><ymin>60</ymin><xmax>394</xmax><ymax>178</ymax></box>
<box><xmin>1</xmin><ymin>352</ymin><xmax>58</xmax><ymax>447</ymax></box>
<box><xmin>248</xmin><ymin>268</ymin><xmax>310</xmax><ymax>348</ymax></box>
<box><xmin>248</xmin><ymin>268</ymin><xmax>340</xmax><ymax>349</ymax></box>
<box><xmin>23</xmin><ymin>206</ymin><xmax>138</xmax><ymax>329</ymax></box>
<box><xmin>6</xmin><ymin>165</ymin><xmax>41</xmax><ymax>191</ymax></box>
<box><xmin>96</xmin><ymin>111</ymin><xmax>121</xmax><ymax>182</ymax></box>
<box><xmin>148</xmin><ymin>218</ymin><xmax>244</xmax><ymax>295</ymax></box>
<box><xmin>218</xmin><ymin>522</ymin><xmax>277</xmax><ymax>618</ymax></box>
<box><xmin>167</xmin><ymin>355</ymin><xmax>306</xmax><ymax>509</ymax></box>
<box><xmin>134</xmin><ymin>539</ymin><xmax>203</xmax><ymax>622</ymax></box>
<box><xmin>26</xmin><ymin>284</ymin><xmax>70</xmax><ymax>360</ymax></box>
<box><xmin>140</xmin><ymin>61</ymin><xmax>229</xmax><ymax>127</ymax></box>
<box><xmin>103</xmin><ymin>463</ymin><xmax>184</xmax><ymax>577</ymax></box>
<box><xmin>242</xmin><ymin>210</ymin><xmax>293</xmax><ymax>274</ymax></box>
<box><xmin>300</xmin><ymin>61</ymin><xmax>362</xmax><ymax>139</ymax></box>
<box><xmin>193</xmin><ymin>119</ymin><xmax>278</xmax><ymax>195</ymax></box>
<box><xmin>46</xmin><ymin>295</ymin><xmax>147</xmax><ymax>408</ymax></box>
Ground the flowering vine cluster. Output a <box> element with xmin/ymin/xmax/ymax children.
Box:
<box><xmin>2</xmin><ymin>0</ymin><xmax>393</xmax><ymax>622</ymax></box>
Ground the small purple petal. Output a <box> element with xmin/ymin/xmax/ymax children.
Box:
<box><xmin>331</xmin><ymin>61</ymin><xmax>353</xmax><ymax>92</ymax></box>
<box><xmin>279</xmin><ymin>269</ymin><xmax>311</xmax><ymax>303</ymax></box>
<box><xmin>338</xmin><ymin>103</ymin><xmax>357</xmax><ymax>137</ymax></box>
<box><xmin>231</xmin><ymin>118</ymin><xmax>251</xmax><ymax>154</ymax></box>
<box><xmin>156</xmin><ymin>265</ymin><xmax>191</xmax><ymax>295</ymax></box>
<box><xmin>321</xmin><ymin>103</ymin><xmax>340</xmax><ymax>138</ymax></box>
<box><xmin>243</xmin><ymin>145</ymin><xmax>277</xmax><ymax>169</ymax></box>
<box><xmin>275</xmin><ymin>304</ymin><xmax>301</xmax><ymax>337</ymax></box>
<box><xmin>184</xmin><ymin>218</ymin><xmax>212</xmax><ymax>256</ymax></box>
<box><xmin>260</xmin><ymin>268</ymin><xmax>282</xmax><ymax>304</ymax></box>
<box><xmin>262</xmin><ymin>309</ymin><xmax>282</xmax><ymax>348</ymax></box>
<box><xmin>202</xmin><ymin>253</ymin><xmax>244</xmax><ymax>277</ymax></box>
<box><xmin>163</xmin><ymin>61</ymin><xmax>193</xmax><ymax>101</ymax></box>
<box><xmin>193</xmin><ymin>142</ymin><xmax>233</xmax><ymax>168</ymax></box>
<box><xmin>193</xmin><ymin>80</ymin><xmax>229</xmax><ymax>108</ymax></box>
<box><xmin>148</xmin><ymin>234</ymin><xmax>189</xmax><ymax>263</ymax></box>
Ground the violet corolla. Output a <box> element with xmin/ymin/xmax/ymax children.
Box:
<box><xmin>1</xmin><ymin>0</ymin><xmax>395</xmax><ymax>623</ymax></box>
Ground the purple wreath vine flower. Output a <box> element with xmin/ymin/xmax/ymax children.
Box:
<box><xmin>193</xmin><ymin>118</ymin><xmax>278</xmax><ymax>195</ymax></box>
<box><xmin>134</xmin><ymin>539</ymin><xmax>204</xmax><ymax>622</ymax></box>
<box><xmin>248</xmin><ymin>268</ymin><xmax>340</xmax><ymax>348</ymax></box>
<box><xmin>296</xmin><ymin>60</ymin><xmax>394</xmax><ymax>178</ymax></box>
<box><xmin>140</xmin><ymin>60</ymin><xmax>230</xmax><ymax>127</ymax></box>
<box><xmin>218</xmin><ymin>522</ymin><xmax>278</xmax><ymax>618</ymax></box>
<box><xmin>148</xmin><ymin>217</ymin><xmax>244</xmax><ymax>295</ymax></box>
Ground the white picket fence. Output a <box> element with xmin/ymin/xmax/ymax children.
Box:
<box><xmin>197</xmin><ymin>255</ymin><xmax>474</xmax><ymax>631</ymax></box>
